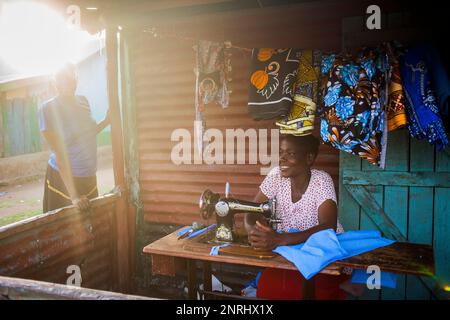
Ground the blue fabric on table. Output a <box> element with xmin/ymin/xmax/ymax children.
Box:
<box><xmin>351</xmin><ymin>268</ymin><xmax>398</xmax><ymax>289</ymax></box>
<box><xmin>210</xmin><ymin>243</ymin><xmax>231</xmax><ymax>256</ymax></box>
<box><xmin>337</xmin><ymin>230</ymin><xmax>395</xmax><ymax>259</ymax></box>
<box><xmin>273</xmin><ymin>229</ymin><xmax>395</xmax><ymax>280</ymax></box>
<box><xmin>187</xmin><ymin>224</ymin><xmax>216</xmax><ymax>239</ymax></box>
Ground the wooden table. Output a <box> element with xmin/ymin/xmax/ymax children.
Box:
<box><xmin>143</xmin><ymin>227</ymin><xmax>435</xmax><ymax>300</ymax></box>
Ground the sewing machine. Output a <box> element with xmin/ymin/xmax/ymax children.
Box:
<box><xmin>199</xmin><ymin>189</ymin><xmax>280</xmax><ymax>243</ymax></box>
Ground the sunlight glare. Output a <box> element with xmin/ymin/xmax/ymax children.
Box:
<box><xmin>0</xmin><ymin>1</ymin><xmax>97</xmax><ymax>75</ymax></box>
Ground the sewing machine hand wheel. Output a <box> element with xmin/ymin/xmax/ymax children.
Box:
<box><xmin>199</xmin><ymin>189</ymin><xmax>217</xmax><ymax>220</ymax></box>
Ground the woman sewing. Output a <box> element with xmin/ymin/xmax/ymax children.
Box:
<box><xmin>246</xmin><ymin>134</ymin><xmax>349</xmax><ymax>299</ymax></box>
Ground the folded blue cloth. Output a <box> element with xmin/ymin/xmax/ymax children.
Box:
<box><xmin>210</xmin><ymin>243</ymin><xmax>231</xmax><ymax>256</ymax></box>
<box><xmin>187</xmin><ymin>224</ymin><xmax>216</xmax><ymax>239</ymax></box>
<box><xmin>351</xmin><ymin>268</ymin><xmax>398</xmax><ymax>289</ymax></box>
<box><xmin>273</xmin><ymin>229</ymin><xmax>395</xmax><ymax>280</ymax></box>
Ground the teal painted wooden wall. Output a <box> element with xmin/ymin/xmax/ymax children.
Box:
<box><xmin>1</xmin><ymin>96</ymin><xmax>42</xmax><ymax>157</ymax></box>
<box><xmin>339</xmin><ymin>129</ymin><xmax>450</xmax><ymax>300</ymax></box>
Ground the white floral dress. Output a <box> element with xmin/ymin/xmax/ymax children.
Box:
<box><xmin>260</xmin><ymin>167</ymin><xmax>344</xmax><ymax>233</ymax></box>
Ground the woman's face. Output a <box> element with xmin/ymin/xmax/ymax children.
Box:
<box><xmin>279</xmin><ymin>139</ymin><xmax>312</xmax><ymax>178</ymax></box>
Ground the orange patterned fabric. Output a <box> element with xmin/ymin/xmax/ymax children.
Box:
<box><xmin>386</xmin><ymin>43</ymin><xmax>408</xmax><ymax>131</ymax></box>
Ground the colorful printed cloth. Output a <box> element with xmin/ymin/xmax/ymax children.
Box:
<box><xmin>385</xmin><ymin>42</ymin><xmax>408</xmax><ymax>131</ymax></box>
<box><xmin>319</xmin><ymin>48</ymin><xmax>389</xmax><ymax>167</ymax></box>
<box><xmin>248</xmin><ymin>48</ymin><xmax>301</xmax><ymax>120</ymax></box>
<box><xmin>400</xmin><ymin>45</ymin><xmax>449</xmax><ymax>150</ymax></box>
<box><xmin>276</xmin><ymin>50</ymin><xmax>321</xmax><ymax>136</ymax></box>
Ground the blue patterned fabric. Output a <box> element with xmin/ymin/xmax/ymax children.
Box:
<box><xmin>319</xmin><ymin>48</ymin><xmax>390</xmax><ymax>167</ymax></box>
<box><xmin>400</xmin><ymin>45</ymin><xmax>449</xmax><ymax>150</ymax></box>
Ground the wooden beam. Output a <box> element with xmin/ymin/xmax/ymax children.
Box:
<box><xmin>343</xmin><ymin>170</ymin><xmax>450</xmax><ymax>188</ymax></box>
<box><xmin>105</xmin><ymin>27</ymin><xmax>131</xmax><ymax>293</ymax></box>
<box><xmin>344</xmin><ymin>185</ymin><xmax>407</xmax><ymax>241</ymax></box>
<box><xmin>0</xmin><ymin>276</ymin><xmax>155</xmax><ymax>300</ymax></box>
<box><xmin>119</xmin><ymin>31</ymin><xmax>143</xmax><ymax>288</ymax></box>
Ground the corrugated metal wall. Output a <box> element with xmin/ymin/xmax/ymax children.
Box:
<box><xmin>127</xmin><ymin>1</ymin><xmax>403</xmax><ymax>226</ymax></box>
<box><xmin>0</xmin><ymin>196</ymin><xmax>118</xmax><ymax>291</ymax></box>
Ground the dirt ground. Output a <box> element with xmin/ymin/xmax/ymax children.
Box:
<box><xmin>0</xmin><ymin>160</ymin><xmax>114</xmax><ymax>226</ymax></box>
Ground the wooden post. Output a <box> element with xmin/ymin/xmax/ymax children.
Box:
<box><xmin>105</xmin><ymin>27</ymin><xmax>131</xmax><ymax>293</ymax></box>
<box><xmin>0</xmin><ymin>92</ymin><xmax>5</xmax><ymax>158</ymax></box>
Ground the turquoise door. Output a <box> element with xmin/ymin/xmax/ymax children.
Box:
<box><xmin>339</xmin><ymin>129</ymin><xmax>450</xmax><ymax>300</ymax></box>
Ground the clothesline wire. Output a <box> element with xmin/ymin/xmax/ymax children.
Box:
<box><xmin>142</xmin><ymin>27</ymin><xmax>253</xmax><ymax>53</ymax></box>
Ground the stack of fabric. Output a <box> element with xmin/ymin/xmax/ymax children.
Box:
<box><xmin>276</xmin><ymin>50</ymin><xmax>321</xmax><ymax>136</ymax></box>
<box><xmin>245</xmin><ymin>43</ymin><xmax>449</xmax><ymax>166</ymax></box>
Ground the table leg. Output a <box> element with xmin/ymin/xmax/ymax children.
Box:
<box><xmin>301</xmin><ymin>275</ymin><xmax>315</xmax><ymax>300</ymax></box>
<box><xmin>203</xmin><ymin>262</ymin><xmax>212</xmax><ymax>299</ymax></box>
<box><xmin>187</xmin><ymin>259</ymin><xmax>197</xmax><ymax>300</ymax></box>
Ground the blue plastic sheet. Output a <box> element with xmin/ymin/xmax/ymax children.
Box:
<box><xmin>351</xmin><ymin>268</ymin><xmax>398</xmax><ymax>289</ymax></box>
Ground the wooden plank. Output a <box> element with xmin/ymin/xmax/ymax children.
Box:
<box><xmin>407</xmin><ymin>138</ymin><xmax>434</xmax><ymax>299</ymax></box>
<box><xmin>23</xmin><ymin>97</ymin><xmax>32</xmax><ymax>154</ymax></box>
<box><xmin>358</xmin><ymin>158</ymin><xmax>384</xmax><ymax>300</ymax></box>
<box><xmin>121</xmin><ymin>31</ymin><xmax>141</xmax><ymax>290</ymax></box>
<box><xmin>106</xmin><ymin>27</ymin><xmax>131</xmax><ymax>293</ymax></box>
<box><xmin>343</xmin><ymin>171</ymin><xmax>450</xmax><ymax>188</ymax></box>
<box><xmin>143</xmin><ymin>228</ymin><xmax>434</xmax><ymax>276</ymax></box>
<box><xmin>2</xmin><ymin>99</ymin><xmax>12</xmax><ymax>157</ymax></box>
<box><xmin>434</xmin><ymin>146</ymin><xmax>450</xmax><ymax>291</ymax></box>
<box><xmin>340</xmin><ymin>242</ymin><xmax>434</xmax><ymax>277</ymax></box>
<box><xmin>338</xmin><ymin>152</ymin><xmax>361</xmax><ymax>231</ymax></box>
<box><xmin>29</xmin><ymin>96</ymin><xmax>41</xmax><ymax>153</ymax></box>
<box><xmin>187</xmin><ymin>259</ymin><xmax>197</xmax><ymax>300</ymax></box>
<box><xmin>345</xmin><ymin>185</ymin><xmax>406</xmax><ymax>241</ymax></box>
<box><xmin>151</xmin><ymin>255</ymin><xmax>176</xmax><ymax>276</ymax></box>
<box><xmin>0</xmin><ymin>275</ymin><xmax>154</xmax><ymax>300</ymax></box>
<box><xmin>381</xmin><ymin>130</ymin><xmax>409</xmax><ymax>300</ymax></box>
<box><xmin>0</xmin><ymin>93</ymin><xmax>5</xmax><ymax>157</ymax></box>
<box><xmin>11</xmin><ymin>98</ymin><xmax>25</xmax><ymax>156</ymax></box>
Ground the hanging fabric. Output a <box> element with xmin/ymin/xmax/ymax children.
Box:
<box><xmin>385</xmin><ymin>42</ymin><xmax>408</xmax><ymax>131</ymax></box>
<box><xmin>421</xmin><ymin>45</ymin><xmax>450</xmax><ymax>134</ymax></box>
<box><xmin>195</xmin><ymin>40</ymin><xmax>231</xmax><ymax>109</ymax></box>
<box><xmin>276</xmin><ymin>50</ymin><xmax>321</xmax><ymax>136</ymax></box>
<box><xmin>400</xmin><ymin>44</ymin><xmax>449</xmax><ymax>150</ymax></box>
<box><xmin>248</xmin><ymin>48</ymin><xmax>301</xmax><ymax>120</ymax></box>
<box><xmin>319</xmin><ymin>48</ymin><xmax>390</xmax><ymax>167</ymax></box>
<box><xmin>194</xmin><ymin>40</ymin><xmax>231</xmax><ymax>156</ymax></box>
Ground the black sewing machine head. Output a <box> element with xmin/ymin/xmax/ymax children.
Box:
<box><xmin>199</xmin><ymin>189</ymin><xmax>280</xmax><ymax>243</ymax></box>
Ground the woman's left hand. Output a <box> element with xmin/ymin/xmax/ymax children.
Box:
<box><xmin>248</xmin><ymin>221</ymin><xmax>281</xmax><ymax>251</ymax></box>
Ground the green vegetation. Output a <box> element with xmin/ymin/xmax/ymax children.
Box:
<box><xmin>0</xmin><ymin>209</ymin><xmax>43</xmax><ymax>227</ymax></box>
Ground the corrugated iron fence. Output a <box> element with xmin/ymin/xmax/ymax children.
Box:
<box><xmin>0</xmin><ymin>194</ymin><xmax>119</xmax><ymax>291</ymax></box>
